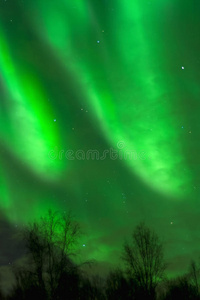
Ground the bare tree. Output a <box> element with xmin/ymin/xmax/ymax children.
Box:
<box><xmin>105</xmin><ymin>268</ymin><xmax>134</xmax><ymax>300</ymax></box>
<box><xmin>12</xmin><ymin>210</ymin><xmax>81</xmax><ymax>299</ymax></box>
<box><xmin>122</xmin><ymin>222</ymin><xmax>166</xmax><ymax>299</ymax></box>
<box><xmin>162</xmin><ymin>275</ymin><xmax>200</xmax><ymax>300</ymax></box>
<box><xmin>189</xmin><ymin>260</ymin><xmax>200</xmax><ymax>294</ymax></box>
<box><xmin>79</xmin><ymin>274</ymin><xmax>106</xmax><ymax>300</ymax></box>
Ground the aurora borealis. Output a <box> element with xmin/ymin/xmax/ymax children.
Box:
<box><xmin>0</xmin><ymin>0</ymin><xmax>200</xmax><ymax>284</ymax></box>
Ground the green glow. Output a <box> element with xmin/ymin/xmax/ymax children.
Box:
<box><xmin>0</xmin><ymin>1</ymin><xmax>199</xmax><ymax>279</ymax></box>
<box><xmin>0</xmin><ymin>167</ymin><xmax>10</xmax><ymax>211</ymax></box>
<box><xmin>25</xmin><ymin>1</ymin><xmax>192</xmax><ymax>197</ymax></box>
<box><xmin>0</xmin><ymin>26</ymin><xmax>63</xmax><ymax>180</ymax></box>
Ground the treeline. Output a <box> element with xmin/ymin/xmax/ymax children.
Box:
<box><xmin>0</xmin><ymin>211</ymin><xmax>199</xmax><ymax>299</ymax></box>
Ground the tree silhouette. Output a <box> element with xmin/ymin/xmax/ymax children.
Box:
<box><xmin>105</xmin><ymin>268</ymin><xmax>135</xmax><ymax>300</ymax></box>
<box><xmin>80</xmin><ymin>274</ymin><xmax>105</xmax><ymax>300</ymax></box>
<box><xmin>122</xmin><ymin>222</ymin><xmax>166</xmax><ymax>300</ymax></box>
<box><xmin>10</xmin><ymin>210</ymin><xmax>81</xmax><ymax>299</ymax></box>
<box><xmin>189</xmin><ymin>260</ymin><xmax>200</xmax><ymax>295</ymax></box>
<box><xmin>8</xmin><ymin>268</ymin><xmax>47</xmax><ymax>300</ymax></box>
<box><xmin>7</xmin><ymin>216</ymin><xmax>200</xmax><ymax>299</ymax></box>
<box><xmin>162</xmin><ymin>276</ymin><xmax>200</xmax><ymax>300</ymax></box>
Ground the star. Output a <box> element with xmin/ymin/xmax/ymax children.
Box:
<box><xmin>54</xmin><ymin>119</ymin><xmax>56</xmax><ymax>122</ymax></box>
<box><xmin>97</xmin><ymin>40</ymin><xmax>100</xmax><ymax>44</ymax></box>
<box><xmin>181</xmin><ymin>66</ymin><xmax>185</xmax><ymax>70</ymax></box>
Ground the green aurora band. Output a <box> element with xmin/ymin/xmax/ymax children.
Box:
<box><xmin>25</xmin><ymin>0</ymin><xmax>191</xmax><ymax>197</ymax></box>
<box><xmin>0</xmin><ymin>27</ymin><xmax>63</xmax><ymax>180</ymax></box>
<box><xmin>0</xmin><ymin>0</ymin><xmax>199</xmax><ymax>277</ymax></box>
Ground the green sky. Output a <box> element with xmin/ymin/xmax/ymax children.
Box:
<box><xmin>0</xmin><ymin>0</ymin><xmax>200</xmax><ymax>280</ymax></box>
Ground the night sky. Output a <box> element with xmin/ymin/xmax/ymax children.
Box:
<box><xmin>0</xmin><ymin>0</ymin><xmax>200</xmax><ymax>288</ymax></box>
